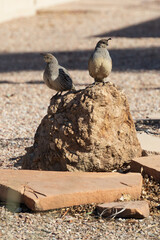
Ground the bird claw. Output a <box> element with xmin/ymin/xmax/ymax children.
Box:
<box><xmin>94</xmin><ymin>82</ymin><xmax>101</xmax><ymax>85</ymax></box>
<box><xmin>70</xmin><ymin>89</ymin><xmax>77</xmax><ymax>93</ymax></box>
<box><xmin>51</xmin><ymin>92</ymin><xmax>62</xmax><ymax>101</ymax></box>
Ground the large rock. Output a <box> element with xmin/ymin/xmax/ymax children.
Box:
<box><xmin>22</xmin><ymin>82</ymin><xmax>142</xmax><ymax>171</ymax></box>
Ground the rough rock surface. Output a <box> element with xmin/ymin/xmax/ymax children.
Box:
<box><xmin>22</xmin><ymin>83</ymin><xmax>142</xmax><ymax>171</ymax></box>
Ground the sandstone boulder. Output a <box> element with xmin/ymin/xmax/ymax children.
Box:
<box><xmin>22</xmin><ymin>82</ymin><xmax>142</xmax><ymax>171</ymax></box>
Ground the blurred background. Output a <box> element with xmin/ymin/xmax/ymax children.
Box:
<box><xmin>0</xmin><ymin>0</ymin><xmax>160</xmax><ymax>167</ymax></box>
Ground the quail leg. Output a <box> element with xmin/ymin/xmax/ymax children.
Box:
<box><xmin>51</xmin><ymin>92</ymin><xmax>60</xmax><ymax>100</ymax></box>
<box><xmin>55</xmin><ymin>92</ymin><xmax>59</xmax><ymax>97</ymax></box>
<box><xmin>94</xmin><ymin>81</ymin><xmax>100</xmax><ymax>85</ymax></box>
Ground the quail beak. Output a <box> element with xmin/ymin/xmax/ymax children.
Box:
<box><xmin>40</xmin><ymin>53</ymin><xmax>46</xmax><ymax>57</ymax></box>
<box><xmin>40</xmin><ymin>53</ymin><xmax>47</xmax><ymax>62</ymax></box>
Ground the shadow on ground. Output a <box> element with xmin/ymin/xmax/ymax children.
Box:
<box><xmin>0</xmin><ymin>47</ymin><xmax>160</xmax><ymax>76</ymax></box>
<box><xmin>93</xmin><ymin>17</ymin><xmax>160</xmax><ymax>38</ymax></box>
<box><xmin>0</xmin><ymin>80</ymin><xmax>44</xmax><ymax>84</ymax></box>
<box><xmin>12</xmin><ymin>156</ymin><xmax>24</xmax><ymax>168</ymax></box>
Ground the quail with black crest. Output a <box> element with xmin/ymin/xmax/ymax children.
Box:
<box><xmin>88</xmin><ymin>38</ymin><xmax>112</xmax><ymax>84</ymax></box>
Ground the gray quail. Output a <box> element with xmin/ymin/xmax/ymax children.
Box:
<box><xmin>41</xmin><ymin>53</ymin><xmax>75</xmax><ymax>96</ymax></box>
<box><xmin>88</xmin><ymin>38</ymin><xmax>112</xmax><ymax>84</ymax></box>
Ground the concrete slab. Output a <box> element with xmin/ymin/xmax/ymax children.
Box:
<box><xmin>0</xmin><ymin>170</ymin><xmax>142</xmax><ymax>211</ymax></box>
<box><xmin>137</xmin><ymin>132</ymin><xmax>160</xmax><ymax>153</ymax></box>
<box><xmin>96</xmin><ymin>201</ymin><xmax>149</xmax><ymax>219</ymax></box>
<box><xmin>131</xmin><ymin>155</ymin><xmax>160</xmax><ymax>182</ymax></box>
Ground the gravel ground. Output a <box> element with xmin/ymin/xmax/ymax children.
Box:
<box><xmin>0</xmin><ymin>207</ymin><xmax>160</xmax><ymax>240</ymax></box>
<box><xmin>0</xmin><ymin>0</ymin><xmax>160</xmax><ymax>239</ymax></box>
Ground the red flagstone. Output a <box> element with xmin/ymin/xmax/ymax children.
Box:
<box><xmin>96</xmin><ymin>200</ymin><xmax>149</xmax><ymax>219</ymax></box>
<box><xmin>0</xmin><ymin>170</ymin><xmax>142</xmax><ymax>211</ymax></box>
<box><xmin>131</xmin><ymin>155</ymin><xmax>160</xmax><ymax>182</ymax></box>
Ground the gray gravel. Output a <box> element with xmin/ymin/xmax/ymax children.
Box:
<box><xmin>0</xmin><ymin>205</ymin><xmax>160</xmax><ymax>240</ymax></box>
<box><xmin>0</xmin><ymin>0</ymin><xmax>160</xmax><ymax>239</ymax></box>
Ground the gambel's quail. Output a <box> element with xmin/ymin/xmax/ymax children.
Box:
<box><xmin>88</xmin><ymin>38</ymin><xmax>112</xmax><ymax>84</ymax></box>
<box><xmin>41</xmin><ymin>53</ymin><xmax>75</xmax><ymax>96</ymax></box>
